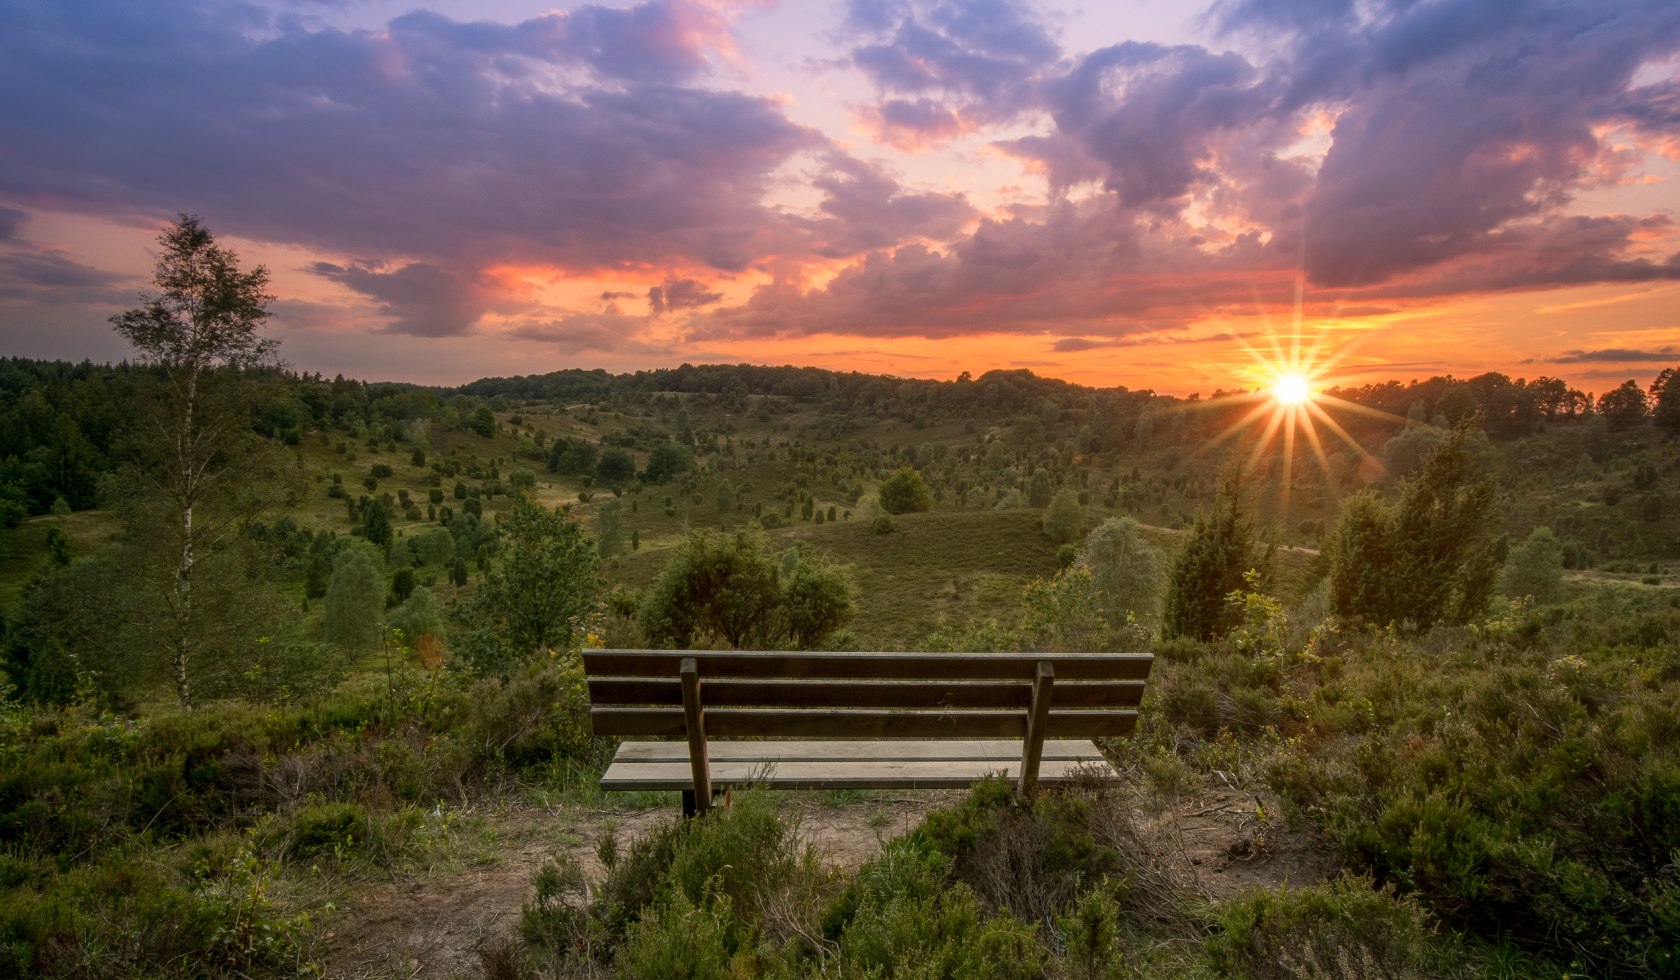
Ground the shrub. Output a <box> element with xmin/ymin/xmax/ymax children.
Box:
<box><xmin>878</xmin><ymin>466</ymin><xmax>933</xmax><ymax>515</ymax></box>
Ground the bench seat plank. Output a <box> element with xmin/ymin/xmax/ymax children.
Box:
<box><xmin>611</xmin><ymin>737</ymin><xmax>1107</xmax><ymax>763</ymax></box>
<box><xmin>601</xmin><ymin>738</ymin><xmax>1116</xmax><ymax>791</ymax></box>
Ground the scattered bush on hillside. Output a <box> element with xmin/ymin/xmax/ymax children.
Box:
<box><xmin>458</xmin><ymin>497</ymin><xmax>600</xmax><ymax>676</ymax></box>
<box><xmin>638</xmin><ymin>530</ymin><xmax>853</xmax><ymax>650</ymax></box>
<box><xmin>1078</xmin><ymin>516</ymin><xmax>1164</xmax><ymax>628</ymax></box>
<box><xmin>878</xmin><ymin>466</ymin><xmax>933</xmax><ymax>515</ymax></box>
<box><xmin>1042</xmin><ymin>487</ymin><xmax>1084</xmax><ymax>544</ymax></box>
<box><xmin>1499</xmin><ymin>526</ymin><xmax>1565</xmax><ymax>603</ymax></box>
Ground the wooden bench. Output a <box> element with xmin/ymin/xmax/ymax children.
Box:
<box><xmin>582</xmin><ymin>648</ymin><xmax>1153</xmax><ymax>815</ymax></box>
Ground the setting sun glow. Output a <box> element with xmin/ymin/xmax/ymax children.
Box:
<box><xmin>1273</xmin><ymin>374</ymin><xmax>1312</xmax><ymax>405</ymax></box>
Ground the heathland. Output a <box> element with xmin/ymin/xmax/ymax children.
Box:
<box><xmin>3</xmin><ymin>348</ymin><xmax>1678</xmax><ymax>977</ymax></box>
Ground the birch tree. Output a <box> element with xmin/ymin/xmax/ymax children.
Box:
<box><xmin>110</xmin><ymin>215</ymin><xmax>280</xmax><ymax>708</ymax></box>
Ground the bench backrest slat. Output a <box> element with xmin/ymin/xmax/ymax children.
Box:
<box><xmin>582</xmin><ymin>649</ymin><xmax>1152</xmax><ymax>681</ymax></box>
<box><xmin>586</xmin><ymin>677</ymin><xmax>1146</xmax><ymax>710</ymax></box>
<box><xmin>592</xmin><ymin>707</ymin><xmax>1139</xmax><ymax>740</ymax></box>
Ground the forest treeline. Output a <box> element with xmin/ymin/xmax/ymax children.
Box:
<box><xmin>5</xmin><ymin>352</ymin><xmax>1677</xmax><ymax>528</ymax></box>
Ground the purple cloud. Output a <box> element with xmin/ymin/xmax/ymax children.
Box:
<box><xmin>1554</xmin><ymin>347</ymin><xmax>1679</xmax><ymax>363</ymax></box>
<box><xmin>0</xmin><ymin>249</ymin><xmax>126</xmax><ymax>304</ymax></box>
<box><xmin>648</xmin><ymin>277</ymin><xmax>724</xmax><ymax>314</ymax></box>
<box><xmin>0</xmin><ymin>0</ymin><xmax>822</xmax><ymax>333</ymax></box>
<box><xmin>0</xmin><ymin>206</ymin><xmax>23</xmax><ymax>241</ymax></box>
<box><xmin>842</xmin><ymin>0</ymin><xmax>1061</xmax><ymax>143</ymax></box>
<box><xmin>313</xmin><ymin>260</ymin><xmax>488</xmax><ymax>338</ymax></box>
<box><xmin>508</xmin><ymin>312</ymin><xmax>652</xmax><ymax>354</ymax></box>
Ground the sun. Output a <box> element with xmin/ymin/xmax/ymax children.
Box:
<box><xmin>1273</xmin><ymin>373</ymin><xmax>1313</xmax><ymax>406</ymax></box>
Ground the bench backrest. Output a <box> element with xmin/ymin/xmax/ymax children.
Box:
<box><xmin>583</xmin><ymin>649</ymin><xmax>1153</xmax><ymax>740</ymax></box>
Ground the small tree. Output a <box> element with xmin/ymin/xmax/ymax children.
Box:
<box><xmin>108</xmin><ymin>214</ymin><xmax>283</xmax><ymax>708</ymax></box>
<box><xmin>1650</xmin><ymin>367</ymin><xmax>1680</xmax><ymax>437</ymax></box>
<box><xmin>324</xmin><ymin>541</ymin><xmax>386</xmax><ymax>655</ymax></box>
<box><xmin>1499</xmin><ymin>526</ymin><xmax>1565</xmax><ymax>604</ymax></box>
<box><xmin>643</xmin><ymin>442</ymin><xmax>695</xmax><ymax>483</ymax></box>
<box><xmin>1042</xmin><ymin>488</ymin><xmax>1084</xmax><ymax>545</ymax></box>
<box><xmin>596</xmin><ymin>499</ymin><xmax>626</xmax><ymax>558</ymax></box>
<box><xmin>1162</xmin><ymin>467</ymin><xmax>1258</xmax><ymax>641</ymax></box>
<box><xmin>460</xmin><ymin>497</ymin><xmax>600</xmax><ymax>676</ymax></box>
<box><xmin>779</xmin><ymin>547</ymin><xmax>855</xmax><ymax>649</ymax></box>
<box><xmin>1597</xmin><ymin>380</ymin><xmax>1649</xmax><ymax>431</ymax></box>
<box><xmin>878</xmin><ymin>466</ymin><xmax>933</xmax><ymax>515</ymax></box>
<box><xmin>638</xmin><ymin>531</ymin><xmax>851</xmax><ymax>650</ymax></box>
<box><xmin>1021</xmin><ymin>565</ymin><xmax>1110</xmax><ymax>652</ymax></box>
<box><xmin>1077</xmin><ymin>516</ymin><xmax>1163</xmax><ymax>628</ymax></box>
<box><xmin>358</xmin><ymin>496</ymin><xmax>393</xmax><ymax>548</ymax></box>
<box><xmin>1325</xmin><ymin>426</ymin><xmax>1499</xmax><ymax>629</ymax></box>
<box><xmin>596</xmin><ymin>448</ymin><xmax>636</xmax><ymax>485</ymax></box>
<box><xmin>639</xmin><ymin>529</ymin><xmax>782</xmax><ymax>649</ymax></box>
<box><xmin>1028</xmin><ymin>469</ymin><xmax>1053</xmax><ymax>508</ymax></box>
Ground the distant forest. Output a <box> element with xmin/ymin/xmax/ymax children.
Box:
<box><xmin>4</xmin><ymin>355</ymin><xmax>1674</xmax><ymax>528</ymax></box>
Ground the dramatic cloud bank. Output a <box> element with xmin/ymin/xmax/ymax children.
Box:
<box><xmin>0</xmin><ymin>0</ymin><xmax>1676</xmax><ymax>386</ymax></box>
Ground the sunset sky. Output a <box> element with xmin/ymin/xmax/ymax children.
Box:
<box><xmin>1</xmin><ymin>0</ymin><xmax>1676</xmax><ymax>395</ymax></box>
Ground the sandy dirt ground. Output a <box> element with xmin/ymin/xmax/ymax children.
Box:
<box><xmin>321</xmin><ymin>785</ymin><xmax>1332</xmax><ymax>979</ymax></box>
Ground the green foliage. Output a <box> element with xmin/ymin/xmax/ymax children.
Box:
<box><xmin>323</xmin><ymin>539</ymin><xmax>385</xmax><ymax>654</ymax></box>
<box><xmin>1325</xmin><ymin>426</ymin><xmax>1499</xmax><ymax>630</ymax></box>
<box><xmin>1206</xmin><ymin>876</ymin><xmax>1444</xmax><ymax>979</ymax></box>
<box><xmin>596</xmin><ymin>446</ymin><xmax>635</xmax><ymax>484</ymax></box>
<box><xmin>1652</xmin><ymin>366</ymin><xmax>1680</xmax><ymax>436</ymax></box>
<box><xmin>1163</xmin><ymin>467</ymin><xmax>1258</xmax><ymax>641</ymax></box>
<box><xmin>639</xmin><ymin>529</ymin><xmax>780</xmax><ymax>648</ymax></box>
<box><xmin>878</xmin><ymin>465</ymin><xmax>933</xmax><ymax>515</ymax></box>
<box><xmin>467</xmin><ymin>404</ymin><xmax>497</xmax><ymax>437</ymax></box>
<box><xmin>1077</xmin><ymin>516</ymin><xmax>1163</xmax><ymax>627</ymax></box>
<box><xmin>1042</xmin><ymin>487</ymin><xmax>1083</xmax><ymax>544</ymax></box>
<box><xmin>1268</xmin><ymin>589</ymin><xmax>1680</xmax><ymax>973</ymax></box>
<box><xmin>389</xmin><ymin>585</ymin><xmax>443</xmax><ymax>643</ymax></box>
<box><xmin>1028</xmin><ymin>468</ymin><xmax>1053</xmax><ymax>508</ymax></box>
<box><xmin>643</xmin><ymin>442</ymin><xmax>694</xmax><ymax>483</ymax></box>
<box><xmin>1597</xmin><ymin>379</ymin><xmax>1649</xmax><ymax>431</ymax></box>
<box><xmin>595</xmin><ymin>499</ymin><xmax>626</xmax><ymax>558</ymax></box>
<box><xmin>1021</xmin><ymin>565</ymin><xmax>1112</xmax><ymax>651</ymax></box>
<box><xmin>459</xmin><ymin>498</ymin><xmax>600</xmax><ymax>675</ymax></box>
<box><xmin>638</xmin><ymin>530</ymin><xmax>852</xmax><ymax>649</ymax></box>
<box><xmin>1499</xmin><ymin>526</ymin><xmax>1565</xmax><ymax>604</ymax></box>
<box><xmin>357</xmin><ymin>494</ymin><xmax>392</xmax><ymax>547</ymax></box>
<box><xmin>779</xmin><ymin>546</ymin><xmax>856</xmax><ymax>650</ymax></box>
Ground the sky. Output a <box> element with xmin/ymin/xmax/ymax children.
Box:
<box><xmin>0</xmin><ymin>0</ymin><xmax>1677</xmax><ymax>395</ymax></box>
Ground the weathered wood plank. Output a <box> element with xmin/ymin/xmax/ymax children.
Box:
<box><xmin>586</xmin><ymin>677</ymin><xmax>1146</xmax><ymax>709</ymax></box>
<box><xmin>591</xmin><ymin>707</ymin><xmax>1138</xmax><ymax>739</ymax></box>
<box><xmin>582</xmin><ymin>649</ymin><xmax>1153</xmax><ymax>681</ymax></box>
<box><xmin>609</xmin><ymin>738</ymin><xmax>1108</xmax><ymax>763</ymax></box>
<box><xmin>599</xmin><ymin>756</ymin><xmax>1118</xmax><ymax>791</ymax></box>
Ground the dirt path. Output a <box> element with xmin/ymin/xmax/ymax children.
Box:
<box><xmin>319</xmin><ymin>794</ymin><xmax>957</xmax><ymax>979</ymax></box>
<box><xmin>320</xmin><ymin>785</ymin><xmax>1332</xmax><ymax>979</ymax></box>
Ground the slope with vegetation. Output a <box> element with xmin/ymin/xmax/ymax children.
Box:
<box><xmin>2</xmin><ymin>216</ymin><xmax>1679</xmax><ymax>977</ymax></box>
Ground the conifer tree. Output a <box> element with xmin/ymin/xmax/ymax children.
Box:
<box><xmin>1326</xmin><ymin>426</ymin><xmax>1499</xmax><ymax>629</ymax></box>
<box><xmin>1162</xmin><ymin>467</ymin><xmax>1257</xmax><ymax>641</ymax></box>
